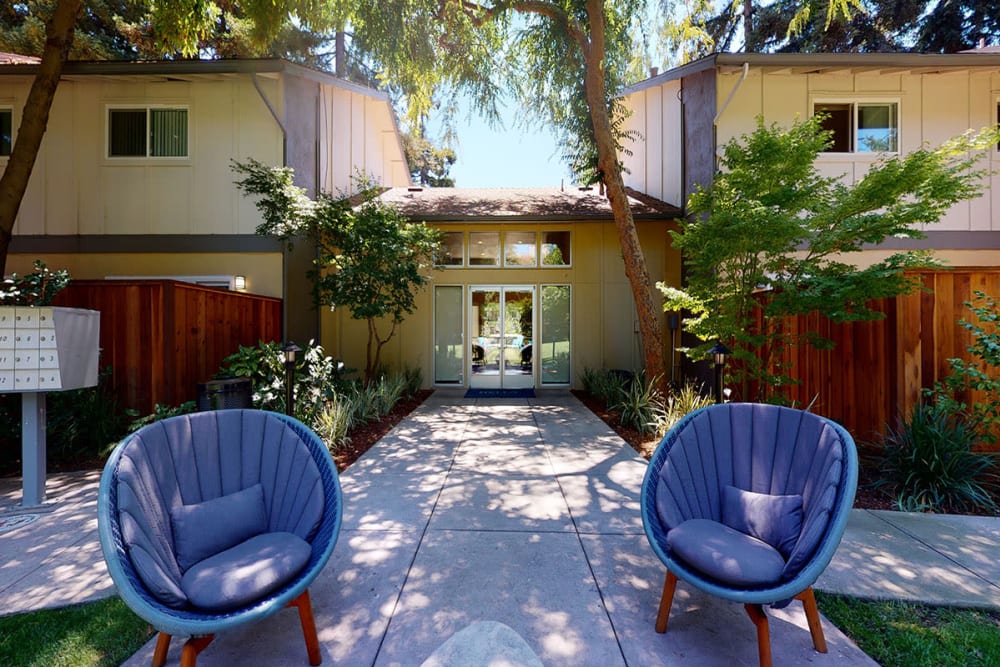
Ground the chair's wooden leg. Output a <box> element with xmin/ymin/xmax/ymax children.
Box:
<box><xmin>795</xmin><ymin>587</ymin><xmax>828</xmax><ymax>653</ymax></box>
<box><xmin>179</xmin><ymin>635</ymin><xmax>215</xmax><ymax>667</ymax></box>
<box><xmin>152</xmin><ymin>632</ymin><xmax>171</xmax><ymax>667</ymax></box>
<box><xmin>744</xmin><ymin>603</ymin><xmax>773</xmax><ymax>667</ymax></box>
<box><xmin>655</xmin><ymin>570</ymin><xmax>679</xmax><ymax>633</ymax></box>
<box><xmin>288</xmin><ymin>589</ymin><xmax>322</xmax><ymax>665</ymax></box>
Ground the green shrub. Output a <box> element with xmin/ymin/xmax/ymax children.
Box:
<box><xmin>401</xmin><ymin>365</ymin><xmax>423</xmax><ymax>399</ymax></box>
<box><xmin>581</xmin><ymin>367</ymin><xmax>630</xmax><ymax>406</ymax></box>
<box><xmin>0</xmin><ymin>367</ymin><xmax>133</xmax><ymax>473</ymax></box>
<box><xmin>0</xmin><ymin>260</ymin><xmax>70</xmax><ymax>306</ymax></box>
<box><xmin>876</xmin><ymin>401</ymin><xmax>999</xmax><ymax>513</ymax></box>
<box><xmin>654</xmin><ymin>381</ymin><xmax>714</xmax><ymax>436</ymax></box>
<box><xmin>219</xmin><ymin>340</ymin><xmax>349</xmax><ymax>428</ymax></box>
<box><xmin>127</xmin><ymin>401</ymin><xmax>197</xmax><ymax>434</ymax></box>
<box><xmin>314</xmin><ymin>392</ymin><xmax>358</xmax><ymax>451</ymax></box>
<box><xmin>611</xmin><ymin>374</ymin><xmax>664</xmax><ymax>435</ymax></box>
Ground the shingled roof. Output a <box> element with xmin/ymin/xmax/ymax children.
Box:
<box><xmin>377</xmin><ymin>186</ymin><xmax>681</xmax><ymax>221</ymax></box>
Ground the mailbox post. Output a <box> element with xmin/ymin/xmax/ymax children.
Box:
<box><xmin>0</xmin><ymin>306</ymin><xmax>100</xmax><ymax>507</ymax></box>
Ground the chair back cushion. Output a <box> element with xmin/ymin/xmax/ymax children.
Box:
<box><xmin>653</xmin><ymin>403</ymin><xmax>846</xmax><ymax>580</ymax></box>
<box><xmin>114</xmin><ymin>410</ymin><xmax>326</xmax><ymax>608</ymax></box>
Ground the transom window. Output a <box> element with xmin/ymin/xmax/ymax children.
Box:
<box><xmin>440</xmin><ymin>229</ymin><xmax>571</xmax><ymax>268</ymax></box>
<box><xmin>108</xmin><ymin>107</ymin><xmax>188</xmax><ymax>158</ymax></box>
<box><xmin>0</xmin><ymin>109</ymin><xmax>11</xmax><ymax>157</ymax></box>
<box><xmin>814</xmin><ymin>101</ymin><xmax>898</xmax><ymax>153</ymax></box>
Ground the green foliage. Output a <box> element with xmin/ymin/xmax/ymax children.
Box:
<box><xmin>218</xmin><ymin>339</ymin><xmax>414</xmax><ymax>454</ymax></box>
<box><xmin>0</xmin><ymin>366</ymin><xmax>131</xmax><ymax>474</ymax></box>
<box><xmin>234</xmin><ymin>161</ymin><xmax>443</xmax><ymax>382</ymax></box>
<box><xmin>875</xmin><ymin>401</ymin><xmax>998</xmax><ymax>513</ymax></box>
<box><xmin>0</xmin><ymin>596</ymin><xmax>154</xmax><ymax>667</ymax></box>
<box><xmin>402</xmin><ymin>131</ymin><xmax>456</xmax><ymax>187</ymax></box>
<box><xmin>127</xmin><ymin>401</ymin><xmax>197</xmax><ymax>434</ymax></box>
<box><xmin>611</xmin><ymin>374</ymin><xmax>664</xmax><ymax>435</ymax></box>
<box><xmin>219</xmin><ymin>339</ymin><xmax>349</xmax><ymax>425</ymax></box>
<box><xmin>46</xmin><ymin>367</ymin><xmax>131</xmax><ymax>459</ymax></box>
<box><xmin>817</xmin><ymin>592</ymin><xmax>1000</xmax><ymax>667</ymax></box>
<box><xmin>581</xmin><ymin>367</ymin><xmax>629</xmax><ymax>406</ymax></box>
<box><xmin>661</xmin><ymin>117</ymin><xmax>1000</xmax><ymax>400</ymax></box>
<box><xmin>653</xmin><ymin>381</ymin><xmax>714</xmax><ymax>436</ymax></box>
<box><xmin>400</xmin><ymin>365</ymin><xmax>423</xmax><ymax>399</ymax></box>
<box><xmin>0</xmin><ymin>260</ymin><xmax>70</xmax><ymax>306</ymax></box>
<box><xmin>929</xmin><ymin>291</ymin><xmax>1000</xmax><ymax>445</ymax></box>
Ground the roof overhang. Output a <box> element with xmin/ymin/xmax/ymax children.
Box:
<box><xmin>624</xmin><ymin>52</ymin><xmax>1000</xmax><ymax>95</ymax></box>
<box><xmin>0</xmin><ymin>57</ymin><xmax>389</xmax><ymax>100</ymax></box>
<box><xmin>375</xmin><ymin>187</ymin><xmax>682</xmax><ymax>222</ymax></box>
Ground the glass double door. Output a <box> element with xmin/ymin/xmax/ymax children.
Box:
<box><xmin>469</xmin><ymin>286</ymin><xmax>534</xmax><ymax>389</ymax></box>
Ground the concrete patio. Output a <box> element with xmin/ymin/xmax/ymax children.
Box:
<box><xmin>2</xmin><ymin>390</ymin><xmax>999</xmax><ymax>665</ymax></box>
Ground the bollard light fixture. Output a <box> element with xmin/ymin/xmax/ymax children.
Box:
<box><xmin>283</xmin><ymin>342</ymin><xmax>301</xmax><ymax>416</ymax></box>
<box><xmin>709</xmin><ymin>341</ymin><xmax>731</xmax><ymax>404</ymax></box>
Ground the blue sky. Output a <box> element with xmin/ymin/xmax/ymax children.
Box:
<box><xmin>433</xmin><ymin>98</ymin><xmax>569</xmax><ymax>188</ymax></box>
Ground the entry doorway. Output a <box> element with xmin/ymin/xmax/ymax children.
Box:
<box><xmin>469</xmin><ymin>286</ymin><xmax>534</xmax><ymax>390</ymax></box>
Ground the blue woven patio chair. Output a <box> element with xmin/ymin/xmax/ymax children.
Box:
<box><xmin>98</xmin><ymin>410</ymin><xmax>342</xmax><ymax>667</ymax></box>
<box><xmin>641</xmin><ymin>403</ymin><xmax>857</xmax><ymax>667</ymax></box>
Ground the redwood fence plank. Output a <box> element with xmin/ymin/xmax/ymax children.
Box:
<box><xmin>54</xmin><ymin>280</ymin><xmax>282</xmax><ymax>415</ymax></box>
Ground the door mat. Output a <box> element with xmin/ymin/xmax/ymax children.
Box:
<box><xmin>464</xmin><ymin>388</ymin><xmax>536</xmax><ymax>399</ymax></box>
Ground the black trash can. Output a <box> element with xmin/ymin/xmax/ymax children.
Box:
<box><xmin>196</xmin><ymin>377</ymin><xmax>253</xmax><ymax>411</ymax></box>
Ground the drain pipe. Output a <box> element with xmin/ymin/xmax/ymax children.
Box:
<box><xmin>714</xmin><ymin>61</ymin><xmax>750</xmax><ymax>126</ymax></box>
<box><xmin>712</xmin><ymin>61</ymin><xmax>750</xmax><ymax>171</ymax></box>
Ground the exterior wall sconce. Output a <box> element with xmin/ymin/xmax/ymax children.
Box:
<box><xmin>709</xmin><ymin>341</ymin><xmax>731</xmax><ymax>404</ymax></box>
<box><xmin>232</xmin><ymin>275</ymin><xmax>247</xmax><ymax>291</ymax></box>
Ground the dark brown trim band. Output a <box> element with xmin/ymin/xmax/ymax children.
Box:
<box><xmin>10</xmin><ymin>235</ymin><xmax>282</xmax><ymax>254</ymax></box>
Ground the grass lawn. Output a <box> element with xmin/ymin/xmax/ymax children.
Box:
<box><xmin>3</xmin><ymin>592</ymin><xmax>998</xmax><ymax>667</ymax></box>
<box><xmin>0</xmin><ymin>596</ymin><xmax>153</xmax><ymax>667</ymax></box>
<box><xmin>817</xmin><ymin>592</ymin><xmax>1000</xmax><ymax>667</ymax></box>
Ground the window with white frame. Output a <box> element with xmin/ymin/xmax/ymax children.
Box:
<box><xmin>0</xmin><ymin>108</ymin><xmax>12</xmax><ymax>157</ymax></box>
<box><xmin>814</xmin><ymin>101</ymin><xmax>898</xmax><ymax>153</ymax></box>
<box><xmin>108</xmin><ymin>107</ymin><xmax>188</xmax><ymax>158</ymax></box>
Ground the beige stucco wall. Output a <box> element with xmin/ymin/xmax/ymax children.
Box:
<box><xmin>623</xmin><ymin>68</ymin><xmax>1000</xmax><ymax>229</ymax></box>
<box><xmin>319</xmin><ymin>220</ymin><xmax>680</xmax><ymax>389</ymax></box>
<box><xmin>0</xmin><ymin>74</ymin><xmax>284</xmax><ymax>236</ymax></box>
<box><xmin>714</xmin><ymin>68</ymin><xmax>1000</xmax><ymax>235</ymax></box>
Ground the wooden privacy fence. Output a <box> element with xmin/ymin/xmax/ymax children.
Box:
<box><xmin>53</xmin><ymin>280</ymin><xmax>282</xmax><ymax>415</ymax></box>
<box><xmin>747</xmin><ymin>269</ymin><xmax>1000</xmax><ymax>447</ymax></box>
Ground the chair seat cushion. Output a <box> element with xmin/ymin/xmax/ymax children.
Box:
<box><xmin>171</xmin><ymin>484</ymin><xmax>268</xmax><ymax>572</ymax></box>
<box><xmin>722</xmin><ymin>486</ymin><xmax>803</xmax><ymax>560</ymax></box>
<box><xmin>181</xmin><ymin>532</ymin><xmax>312</xmax><ymax>611</ymax></box>
<box><xmin>667</xmin><ymin>519</ymin><xmax>786</xmax><ymax>587</ymax></box>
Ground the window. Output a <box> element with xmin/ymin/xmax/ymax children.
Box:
<box><xmin>469</xmin><ymin>232</ymin><xmax>500</xmax><ymax>266</ymax></box>
<box><xmin>541</xmin><ymin>285</ymin><xmax>571</xmax><ymax>384</ymax></box>
<box><xmin>108</xmin><ymin>107</ymin><xmax>188</xmax><ymax>158</ymax></box>
<box><xmin>438</xmin><ymin>231</ymin><xmax>464</xmax><ymax>266</ymax></box>
<box><xmin>504</xmin><ymin>231</ymin><xmax>537</xmax><ymax>267</ymax></box>
<box><xmin>541</xmin><ymin>231</ymin><xmax>571</xmax><ymax>266</ymax></box>
<box><xmin>814</xmin><ymin>102</ymin><xmax>897</xmax><ymax>153</ymax></box>
<box><xmin>0</xmin><ymin>109</ymin><xmax>11</xmax><ymax>157</ymax></box>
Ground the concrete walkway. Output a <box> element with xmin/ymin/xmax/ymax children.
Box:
<box><xmin>1</xmin><ymin>391</ymin><xmax>998</xmax><ymax>666</ymax></box>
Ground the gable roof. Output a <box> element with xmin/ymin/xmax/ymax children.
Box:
<box><xmin>377</xmin><ymin>186</ymin><xmax>681</xmax><ymax>221</ymax></box>
<box><xmin>625</xmin><ymin>51</ymin><xmax>1000</xmax><ymax>95</ymax></box>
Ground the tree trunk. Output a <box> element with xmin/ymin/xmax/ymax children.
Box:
<box><xmin>581</xmin><ymin>0</ymin><xmax>666</xmax><ymax>393</ymax></box>
<box><xmin>0</xmin><ymin>0</ymin><xmax>82</xmax><ymax>277</ymax></box>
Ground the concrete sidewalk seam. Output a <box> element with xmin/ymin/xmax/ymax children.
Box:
<box><xmin>866</xmin><ymin>509</ymin><xmax>1000</xmax><ymax>595</ymax></box>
